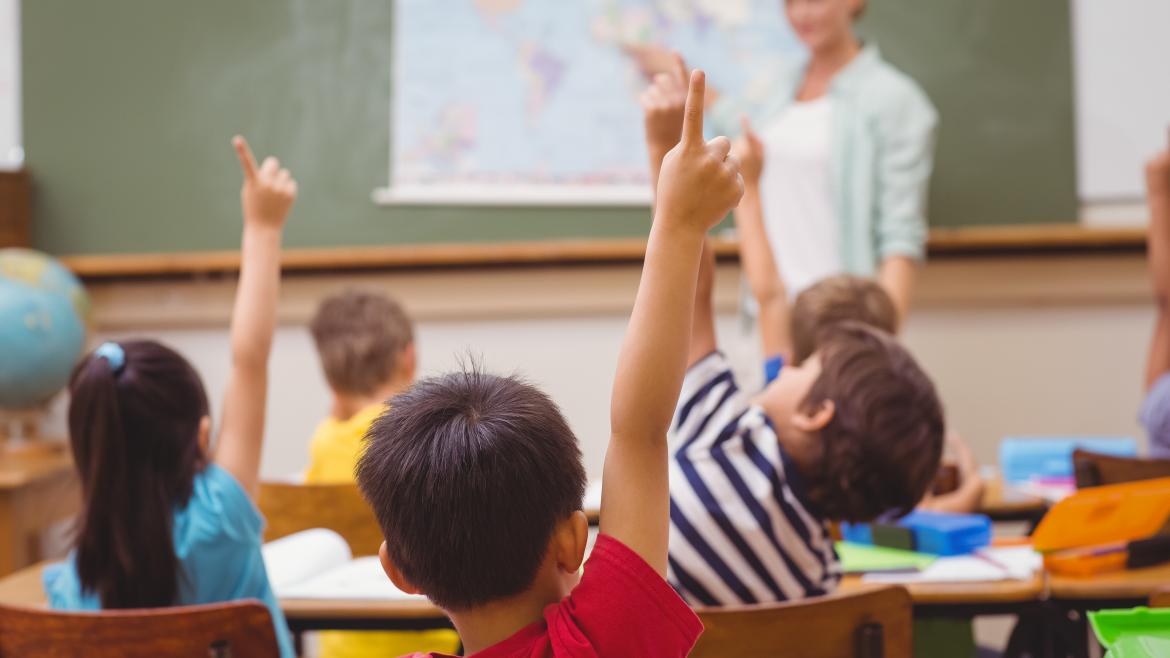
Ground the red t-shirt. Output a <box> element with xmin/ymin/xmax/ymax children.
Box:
<box><xmin>406</xmin><ymin>534</ymin><xmax>703</xmax><ymax>658</ymax></box>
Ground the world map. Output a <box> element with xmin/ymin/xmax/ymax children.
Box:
<box><xmin>389</xmin><ymin>0</ymin><xmax>801</xmax><ymax>203</ymax></box>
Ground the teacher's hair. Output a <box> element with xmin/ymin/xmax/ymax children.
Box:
<box><xmin>68</xmin><ymin>340</ymin><xmax>209</xmax><ymax>609</ymax></box>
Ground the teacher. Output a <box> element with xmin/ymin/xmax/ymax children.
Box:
<box><xmin>634</xmin><ymin>0</ymin><xmax>937</xmax><ymax>321</ymax></box>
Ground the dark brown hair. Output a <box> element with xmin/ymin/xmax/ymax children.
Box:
<box><xmin>801</xmin><ymin>323</ymin><xmax>944</xmax><ymax>522</ymax></box>
<box><xmin>791</xmin><ymin>274</ymin><xmax>897</xmax><ymax>365</ymax></box>
<box><xmin>68</xmin><ymin>340</ymin><xmax>209</xmax><ymax>608</ymax></box>
<box><xmin>310</xmin><ymin>290</ymin><xmax>414</xmax><ymax>396</ymax></box>
<box><xmin>356</xmin><ymin>367</ymin><xmax>586</xmax><ymax>611</ymax></box>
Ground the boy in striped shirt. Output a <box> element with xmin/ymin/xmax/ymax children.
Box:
<box><xmin>641</xmin><ymin>62</ymin><xmax>946</xmax><ymax>607</ymax></box>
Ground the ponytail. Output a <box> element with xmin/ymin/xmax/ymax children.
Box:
<box><xmin>68</xmin><ymin>341</ymin><xmax>208</xmax><ymax>609</ymax></box>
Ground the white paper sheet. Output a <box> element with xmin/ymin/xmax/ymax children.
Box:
<box><xmin>263</xmin><ymin>528</ymin><xmax>352</xmax><ymax>591</ymax></box>
<box><xmin>863</xmin><ymin>547</ymin><xmax>1041</xmax><ymax>585</ymax></box>
<box><xmin>277</xmin><ymin>556</ymin><xmax>428</xmax><ymax>601</ymax></box>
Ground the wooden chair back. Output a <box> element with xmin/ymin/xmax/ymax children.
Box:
<box><xmin>257</xmin><ymin>481</ymin><xmax>384</xmax><ymax>556</ymax></box>
<box><xmin>1152</xmin><ymin>588</ymin><xmax>1170</xmax><ymax>608</ymax></box>
<box><xmin>1073</xmin><ymin>449</ymin><xmax>1170</xmax><ymax>489</ymax></box>
<box><xmin>689</xmin><ymin>585</ymin><xmax>913</xmax><ymax>658</ymax></box>
<box><xmin>0</xmin><ymin>600</ymin><xmax>278</xmax><ymax>658</ymax></box>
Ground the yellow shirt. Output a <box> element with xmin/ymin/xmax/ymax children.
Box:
<box><xmin>305</xmin><ymin>404</ymin><xmax>460</xmax><ymax>657</ymax></box>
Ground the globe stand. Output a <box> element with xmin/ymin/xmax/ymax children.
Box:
<box><xmin>0</xmin><ymin>408</ymin><xmax>63</xmax><ymax>458</ymax></box>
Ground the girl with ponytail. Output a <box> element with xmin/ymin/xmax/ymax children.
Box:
<box><xmin>43</xmin><ymin>137</ymin><xmax>299</xmax><ymax>658</ymax></box>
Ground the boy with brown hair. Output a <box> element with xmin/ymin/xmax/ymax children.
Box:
<box><xmin>305</xmin><ymin>291</ymin><xmax>458</xmax><ymax>656</ymax></box>
<box><xmin>306</xmin><ymin>289</ymin><xmax>416</xmax><ymax>483</ymax></box>
<box><xmin>356</xmin><ymin>69</ymin><xmax>741</xmax><ymax>656</ymax></box>
<box><xmin>642</xmin><ymin>61</ymin><xmax>944</xmax><ymax>605</ymax></box>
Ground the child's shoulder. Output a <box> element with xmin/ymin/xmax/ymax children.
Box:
<box><xmin>175</xmin><ymin>463</ymin><xmax>263</xmax><ymax>545</ymax></box>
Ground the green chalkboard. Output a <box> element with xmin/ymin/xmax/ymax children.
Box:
<box><xmin>859</xmin><ymin>0</ymin><xmax>1078</xmax><ymax>228</ymax></box>
<box><xmin>23</xmin><ymin>1</ymin><xmax>1076</xmax><ymax>257</ymax></box>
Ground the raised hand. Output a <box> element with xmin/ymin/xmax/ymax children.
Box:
<box><xmin>639</xmin><ymin>52</ymin><xmax>690</xmax><ymax>155</ymax></box>
<box><xmin>732</xmin><ymin>115</ymin><xmax>766</xmax><ymax>189</ymax></box>
<box><xmin>1148</xmin><ymin>134</ymin><xmax>1170</xmax><ymax>200</ymax></box>
<box><xmin>233</xmin><ymin>136</ymin><xmax>297</xmax><ymax>230</ymax></box>
<box><xmin>654</xmin><ymin>70</ymin><xmax>744</xmax><ymax>234</ymax></box>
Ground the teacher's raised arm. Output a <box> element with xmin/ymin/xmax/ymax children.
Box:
<box><xmin>629</xmin><ymin>0</ymin><xmax>937</xmax><ymax>327</ymax></box>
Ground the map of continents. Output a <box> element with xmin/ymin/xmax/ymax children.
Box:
<box><xmin>392</xmin><ymin>0</ymin><xmax>801</xmax><ymax>201</ymax></box>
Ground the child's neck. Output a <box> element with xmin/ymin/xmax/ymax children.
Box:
<box><xmin>330</xmin><ymin>378</ymin><xmax>410</xmax><ymax>421</ymax></box>
<box><xmin>448</xmin><ymin>571</ymin><xmax>571</xmax><ymax>655</ymax></box>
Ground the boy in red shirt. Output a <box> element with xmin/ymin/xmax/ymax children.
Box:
<box><xmin>356</xmin><ymin>70</ymin><xmax>744</xmax><ymax>657</ymax></box>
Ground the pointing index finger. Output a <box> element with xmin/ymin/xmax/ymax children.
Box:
<box><xmin>681</xmin><ymin>69</ymin><xmax>706</xmax><ymax>145</ymax></box>
<box><xmin>233</xmin><ymin>136</ymin><xmax>257</xmax><ymax>181</ymax></box>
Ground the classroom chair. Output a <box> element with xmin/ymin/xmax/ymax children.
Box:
<box><xmin>1072</xmin><ymin>449</ymin><xmax>1170</xmax><ymax>489</ymax></box>
<box><xmin>0</xmin><ymin>600</ymin><xmax>279</xmax><ymax>658</ymax></box>
<box><xmin>257</xmin><ymin>481</ymin><xmax>383</xmax><ymax>556</ymax></box>
<box><xmin>1153</xmin><ymin>588</ymin><xmax>1170</xmax><ymax>608</ymax></box>
<box><xmin>689</xmin><ymin>585</ymin><xmax>913</xmax><ymax>658</ymax></box>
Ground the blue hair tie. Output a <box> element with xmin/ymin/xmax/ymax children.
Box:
<box><xmin>94</xmin><ymin>342</ymin><xmax>126</xmax><ymax>374</ymax></box>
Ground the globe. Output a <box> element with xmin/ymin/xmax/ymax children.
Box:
<box><xmin>0</xmin><ymin>248</ymin><xmax>90</xmax><ymax>409</ymax></box>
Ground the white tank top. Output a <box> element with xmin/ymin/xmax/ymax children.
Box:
<box><xmin>759</xmin><ymin>97</ymin><xmax>841</xmax><ymax>297</ymax></box>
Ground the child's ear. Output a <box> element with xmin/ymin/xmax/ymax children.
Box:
<box><xmin>792</xmin><ymin>400</ymin><xmax>835</xmax><ymax>433</ymax></box>
<box><xmin>379</xmin><ymin>541</ymin><xmax>422</xmax><ymax>596</ymax></box>
<box><xmin>555</xmin><ymin>511</ymin><xmax>590</xmax><ymax>574</ymax></box>
<box><xmin>197</xmin><ymin>416</ymin><xmax>211</xmax><ymax>453</ymax></box>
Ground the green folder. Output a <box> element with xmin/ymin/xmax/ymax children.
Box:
<box><xmin>836</xmin><ymin>542</ymin><xmax>937</xmax><ymax>574</ymax></box>
<box><xmin>1090</xmin><ymin>608</ymin><xmax>1170</xmax><ymax>658</ymax></box>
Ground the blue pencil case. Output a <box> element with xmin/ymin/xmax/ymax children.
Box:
<box><xmin>841</xmin><ymin>511</ymin><xmax>992</xmax><ymax>556</ymax></box>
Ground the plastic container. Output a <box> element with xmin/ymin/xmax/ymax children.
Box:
<box><xmin>1032</xmin><ymin>477</ymin><xmax>1170</xmax><ymax>553</ymax></box>
<box><xmin>999</xmin><ymin>437</ymin><xmax>1138</xmax><ymax>483</ymax></box>
<box><xmin>841</xmin><ymin>511</ymin><xmax>992</xmax><ymax>556</ymax></box>
<box><xmin>896</xmin><ymin>511</ymin><xmax>993</xmax><ymax>556</ymax></box>
<box><xmin>1089</xmin><ymin>608</ymin><xmax>1170</xmax><ymax>658</ymax></box>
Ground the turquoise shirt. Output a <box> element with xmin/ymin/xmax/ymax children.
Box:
<box><xmin>43</xmin><ymin>463</ymin><xmax>295</xmax><ymax>658</ymax></box>
<box><xmin>710</xmin><ymin>45</ymin><xmax>938</xmax><ymax>275</ymax></box>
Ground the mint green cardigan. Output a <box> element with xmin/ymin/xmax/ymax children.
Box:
<box><xmin>710</xmin><ymin>45</ymin><xmax>938</xmax><ymax>275</ymax></box>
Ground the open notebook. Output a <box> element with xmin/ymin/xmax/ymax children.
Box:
<box><xmin>262</xmin><ymin>528</ymin><xmax>429</xmax><ymax>601</ymax></box>
<box><xmin>862</xmin><ymin>546</ymin><xmax>1042</xmax><ymax>585</ymax></box>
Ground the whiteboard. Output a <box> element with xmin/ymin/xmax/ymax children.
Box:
<box><xmin>1073</xmin><ymin>0</ymin><xmax>1170</xmax><ymax>203</ymax></box>
<box><xmin>0</xmin><ymin>0</ymin><xmax>19</xmax><ymax>170</ymax></box>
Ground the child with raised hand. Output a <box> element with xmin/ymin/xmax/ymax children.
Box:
<box><xmin>44</xmin><ymin>137</ymin><xmax>297</xmax><ymax>658</ymax></box>
<box><xmin>356</xmin><ymin>69</ymin><xmax>741</xmax><ymax>657</ymax></box>
<box><xmin>642</xmin><ymin>69</ymin><xmax>944</xmax><ymax>606</ymax></box>
<box><xmin>1141</xmin><ymin>135</ymin><xmax>1170</xmax><ymax>458</ymax></box>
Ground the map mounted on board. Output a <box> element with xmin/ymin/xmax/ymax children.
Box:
<box><xmin>386</xmin><ymin>0</ymin><xmax>802</xmax><ymax>205</ymax></box>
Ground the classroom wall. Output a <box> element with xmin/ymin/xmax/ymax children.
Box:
<box><xmin>74</xmin><ymin>257</ymin><xmax>1152</xmax><ymax>481</ymax></box>
<box><xmin>0</xmin><ymin>0</ymin><xmax>19</xmax><ymax>168</ymax></box>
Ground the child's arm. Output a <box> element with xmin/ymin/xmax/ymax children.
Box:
<box><xmin>641</xmin><ymin>58</ymin><xmax>720</xmax><ymax>367</ymax></box>
<box><xmin>604</xmin><ymin>71</ymin><xmax>744</xmax><ymax>574</ymax></box>
<box><xmin>1145</xmin><ymin>140</ymin><xmax>1170</xmax><ymax>390</ymax></box>
<box><xmin>639</xmin><ymin>53</ymin><xmax>689</xmax><ymax>194</ymax></box>
<box><xmin>214</xmin><ymin>136</ymin><xmax>297</xmax><ymax>497</ymax></box>
<box><xmin>918</xmin><ymin>432</ymin><xmax>985</xmax><ymax>514</ymax></box>
<box><xmin>688</xmin><ymin>239</ymin><xmax>719</xmax><ymax>366</ymax></box>
<box><xmin>732</xmin><ymin>117</ymin><xmax>792</xmax><ymax>361</ymax></box>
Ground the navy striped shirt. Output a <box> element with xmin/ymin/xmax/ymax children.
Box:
<box><xmin>667</xmin><ymin>352</ymin><xmax>841</xmax><ymax>607</ymax></box>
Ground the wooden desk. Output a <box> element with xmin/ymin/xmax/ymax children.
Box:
<box><xmin>0</xmin><ymin>444</ymin><xmax>81</xmax><ymax>576</ymax></box>
<box><xmin>1049</xmin><ymin>561</ymin><xmax>1170</xmax><ymax>605</ymax></box>
<box><xmin>840</xmin><ymin>573</ymin><xmax>1046</xmax><ymax>617</ymax></box>
<box><xmin>979</xmin><ymin>478</ymin><xmax>1049</xmax><ymax>522</ymax></box>
<box><xmin>0</xmin><ymin>563</ymin><xmax>452</xmax><ymax>633</ymax></box>
<box><xmin>280</xmin><ymin>598</ymin><xmax>451</xmax><ymax>633</ymax></box>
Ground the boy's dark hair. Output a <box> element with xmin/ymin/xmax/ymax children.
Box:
<box><xmin>791</xmin><ymin>274</ymin><xmax>898</xmax><ymax>365</ymax></box>
<box><xmin>356</xmin><ymin>368</ymin><xmax>586</xmax><ymax>611</ymax></box>
<box><xmin>801</xmin><ymin>323</ymin><xmax>944</xmax><ymax>522</ymax></box>
<box><xmin>310</xmin><ymin>290</ymin><xmax>414</xmax><ymax>396</ymax></box>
